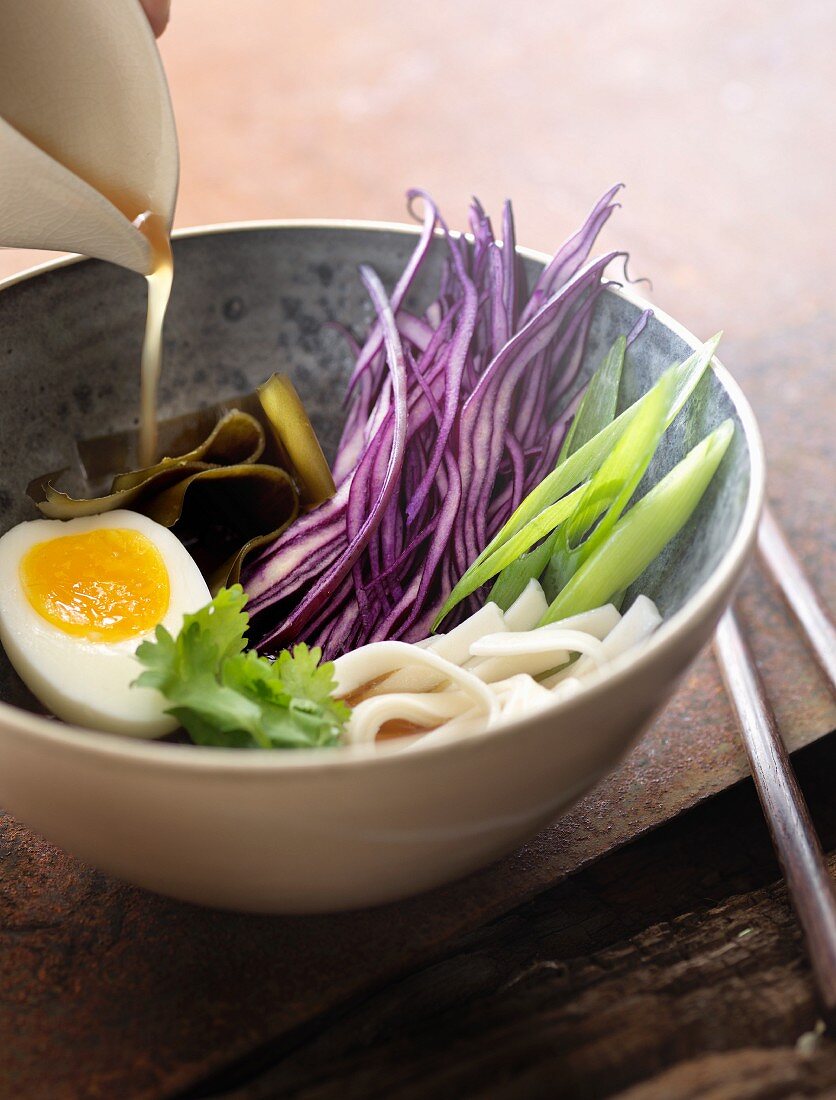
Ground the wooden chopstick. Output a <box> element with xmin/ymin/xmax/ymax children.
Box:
<box><xmin>715</xmin><ymin>604</ymin><xmax>836</xmax><ymax>1027</ymax></box>
<box><xmin>715</xmin><ymin>505</ymin><xmax>836</xmax><ymax>1023</ymax></box>
<box><xmin>757</xmin><ymin>504</ymin><xmax>836</xmax><ymax>695</ymax></box>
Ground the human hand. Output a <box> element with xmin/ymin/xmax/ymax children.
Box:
<box><xmin>140</xmin><ymin>0</ymin><xmax>170</xmax><ymax>37</ymax></box>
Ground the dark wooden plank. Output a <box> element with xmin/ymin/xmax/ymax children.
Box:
<box><xmin>614</xmin><ymin>1049</ymin><xmax>836</xmax><ymax>1100</ymax></box>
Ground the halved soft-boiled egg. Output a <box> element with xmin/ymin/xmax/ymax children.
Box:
<box><xmin>0</xmin><ymin>510</ymin><xmax>210</xmax><ymax>737</ymax></box>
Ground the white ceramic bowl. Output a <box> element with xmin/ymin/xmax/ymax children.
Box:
<box><xmin>0</xmin><ymin>222</ymin><xmax>765</xmax><ymax>912</ymax></box>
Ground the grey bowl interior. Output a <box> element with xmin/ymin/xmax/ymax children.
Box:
<box><xmin>0</xmin><ymin>223</ymin><xmax>752</xmax><ymax>716</ymax></box>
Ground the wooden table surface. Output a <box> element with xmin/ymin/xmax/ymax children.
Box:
<box><xmin>1</xmin><ymin>2</ymin><xmax>835</xmax><ymax>1097</ymax></box>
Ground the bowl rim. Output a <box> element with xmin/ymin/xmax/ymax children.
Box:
<box><xmin>0</xmin><ymin>218</ymin><xmax>766</xmax><ymax>773</ymax></box>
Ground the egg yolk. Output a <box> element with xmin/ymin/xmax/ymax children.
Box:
<box><xmin>20</xmin><ymin>527</ymin><xmax>170</xmax><ymax>643</ymax></box>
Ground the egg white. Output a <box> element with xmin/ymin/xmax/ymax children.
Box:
<box><xmin>0</xmin><ymin>510</ymin><xmax>211</xmax><ymax>738</ymax></box>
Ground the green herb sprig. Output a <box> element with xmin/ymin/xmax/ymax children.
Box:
<box><xmin>133</xmin><ymin>585</ymin><xmax>349</xmax><ymax>749</ymax></box>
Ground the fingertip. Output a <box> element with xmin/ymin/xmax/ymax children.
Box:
<box><xmin>143</xmin><ymin>0</ymin><xmax>171</xmax><ymax>37</ymax></box>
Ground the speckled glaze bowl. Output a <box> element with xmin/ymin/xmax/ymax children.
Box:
<box><xmin>0</xmin><ymin>223</ymin><xmax>764</xmax><ymax>912</ymax></box>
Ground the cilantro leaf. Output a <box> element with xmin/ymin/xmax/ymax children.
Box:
<box><xmin>133</xmin><ymin>585</ymin><xmax>348</xmax><ymax>750</ymax></box>
<box><xmin>273</xmin><ymin>643</ymin><xmax>350</xmax><ymax>731</ymax></box>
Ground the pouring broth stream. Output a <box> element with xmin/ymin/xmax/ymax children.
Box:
<box><xmin>132</xmin><ymin>210</ymin><xmax>173</xmax><ymax>467</ymax></box>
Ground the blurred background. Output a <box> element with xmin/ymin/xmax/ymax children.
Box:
<box><xmin>0</xmin><ymin>0</ymin><xmax>832</xmax><ymax>343</ymax></box>
<box><xmin>0</xmin><ymin>8</ymin><xmax>834</xmax><ymax>1094</ymax></box>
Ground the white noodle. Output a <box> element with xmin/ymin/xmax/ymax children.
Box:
<box><xmin>404</xmin><ymin>711</ymin><xmax>486</xmax><ymax>750</ymax></box>
<box><xmin>469</xmin><ymin>628</ymin><xmax>608</xmax><ymax>662</ymax></box>
<box><xmin>408</xmin><ymin>675</ymin><xmax>555</xmax><ymax>750</ymax></box>
<box><xmin>370</xmin><ymin>602</ymin><xmax>507</xmax><ymax>695</ymax></box>
<box><xmin>503</xmin><ymin>580</ymin><xmax>549</xmax><ymax>631</ymax></box>
<box><xmin>541</xmin><ymin>603</ymin><xmax>621</xmax><ymax>639</ymax></box>
<box><xmin>343</xmin><ymin>596</ymin><xmax>662</xmax><ymax>750</ymax></box>
<box><xmin>333</xmin><ymin>640</ymin><xmax>500</xmax><ymax>724</ymax></box>
<box><xmin>469</xmin><ymin>650</ymin><xmax>571</xmax><ymax>683</ymax></box>
<box><xmin>496</xmin><ymin>674</ymin><xmax>556</xmax><ymax>721</ymax></box>
<box><xmin>543</xmin><ymin>595</ymin><xmax>662</xmax><ymax>687</ymax></box>
<box><xmin>549</xmin><ymin>676</ymin><xmax>583</xmax><ymax>701</ymax></box>
<box><xmin>469</xmin><ymin>607</ymin><xmax>620</xmax><ymax>680</ymax></box>
<box><xmin>345</xmin><ymin>690</ymin><xmax>471</xmax><ymax>745</ymax></box>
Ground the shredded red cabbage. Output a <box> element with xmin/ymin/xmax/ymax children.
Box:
<box><xmin>243</xmin><ymin>188</ymin><xmax>626</xmax><ymax>656</ymax></box>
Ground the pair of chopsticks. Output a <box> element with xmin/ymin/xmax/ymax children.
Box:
<box><xmin>714</xmin><ymin>505</ymin><xmax>836</xmax><ymax>1025</ymax></box>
